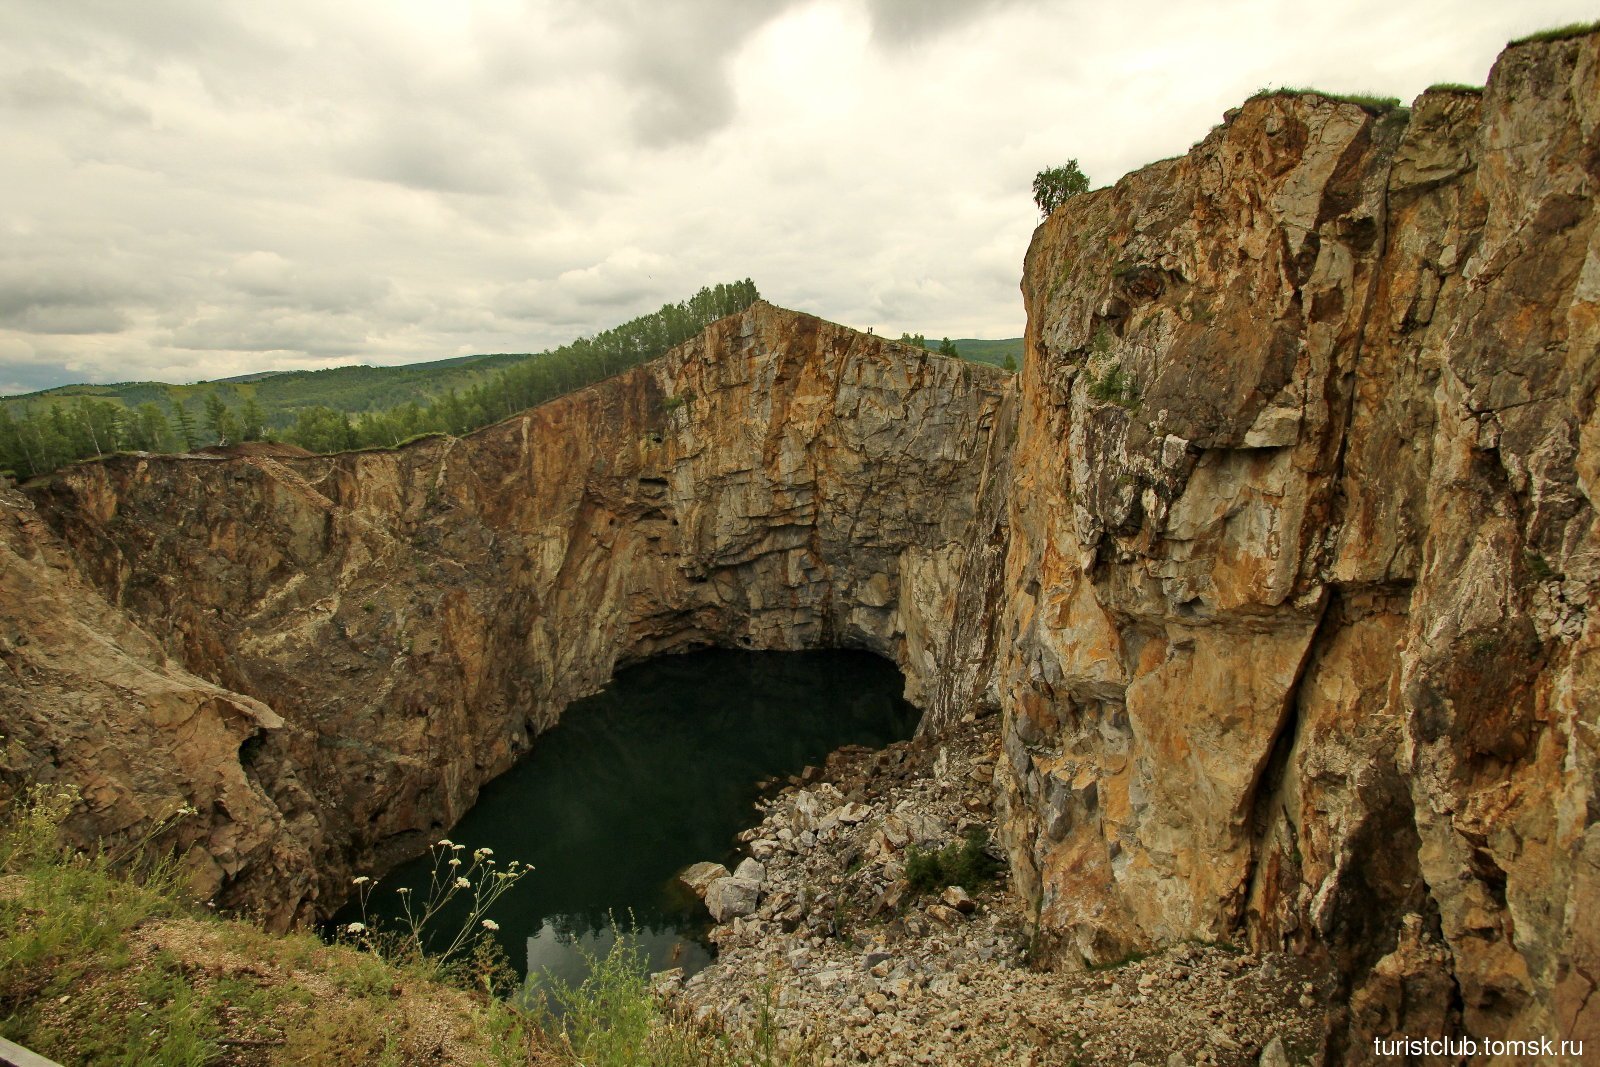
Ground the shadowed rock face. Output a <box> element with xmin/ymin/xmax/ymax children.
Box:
<box><xmin>2</xmin><ymin>30</ymin><xmax>1596</xmax><ymax>1055</ymax></box>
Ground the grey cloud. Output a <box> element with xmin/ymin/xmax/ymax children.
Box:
<box><xmin>578</xmin><ymin>0</ymin><xmax>1034</xmax><ymax>146</ymax></box>
<box><xmin>10</xmin><ymin>306</ymin><xmax>130</xmax><ymax>335</ymax></box>
<box><xmin>495</xmin><ymin>249</ymin><xmax>674</xmax><ymax>328</ymax></box>
<box><xmin>220</xmin><ymin>252</ymin><xmax>392</xmax><ymax>314</ymax></box>
<box><xmin>0</xmin><ymin>364</ymin><xmax>80</xmax><ymax>396</ymax></box>
<box><xmin>864</xmin><ymin>0</ymin><xmax>1027</xmax><ymax>47</ymax></box>
<box><xmin>348</xmin><ymin>119</ymin><xmax>523</xmax><ymax>196</ymax></box>
<box><xmin>579</xmin><ymin>0</ymin><xmax>801</xmax><ymax>146</ymax></box>
<box><xmin>7</xmin><ymin>0</ymin><xmax>290</xmax><ymax>81</ymax></box>
<box><xmin>3</xmin><ymin>67</ymin><xmax>152</xmax><ymax>124</ymax></box>
<box><xmin>0</xmin><ymin>269</ymin><xmax>149</xmax><ymax>321</ymax></box>
<box><xmin>166</xmin><ymin>309</ymin><xmax>369</xmax><ymax>356</ymax></box>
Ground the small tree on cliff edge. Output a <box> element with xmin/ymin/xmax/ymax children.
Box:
<box><xmin>1033</xmin><ymin>160</ymin><xmax>1089</xmax><ymax>218</ymax></box>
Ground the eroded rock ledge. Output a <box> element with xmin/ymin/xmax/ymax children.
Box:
<box><xmin>2</xmin><ymin>29</ymin><xmax>1596</xmax><ymax>1058</ymax></box>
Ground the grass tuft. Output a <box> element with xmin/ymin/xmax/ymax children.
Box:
<box><xmin>1250</xmin><ymin>86</ymin><xmax>1403</xmax><ymax>113</ymax></box>
<box><xmin>1425</xmin><ymin>82</ymin><xmax>1484</xmax><ymax>95</ymax></box>
<box><xmin>1510</xmin><ymin>21</ymin><xmax>1600</xmax><ymax>45</ymax></box>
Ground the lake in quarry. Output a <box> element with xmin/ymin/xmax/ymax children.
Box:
<box><xmin>345</xmin><ymin>649</ymin><xmax>920</xmax><ymax>990</ymax></box>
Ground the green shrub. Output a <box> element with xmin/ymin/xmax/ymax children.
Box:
<box><xmin>0</xmin><ymin>782</ymin><xmax>548</xmax><ymax>1064</ymax></box>
<box><xmin>1088</xmin><ymin>362</ymin><xmax>1140</xmax><ymax>409</ymax></box>
<box><xmin>1033</xmin><ymin>160</ymin><xmax>1090</xmax><ymax>218</ymax></box>
<box><xmin>904</xmin><ymin>827</ymin><xmax>1003</xmax><ymax>896</ymax></box>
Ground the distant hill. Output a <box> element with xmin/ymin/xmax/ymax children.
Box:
<box><xmin>3</xmin><ymin>349</ymin><xmax>532</xmax><ymax>427</ymax></box>
<box><xmin>0</xmin><ymin>280</ymin><xmax>761</xmax><ymax>478</ymax></box>
<box><xmin>1</xmin><ymin>293</ymin><xmax>1023</xmax><ymax>480</ymax></box>
<box><xmin>926</xmin><ymin>338</ymin><xmax>1022</xmax><ymax>369</ymax></box>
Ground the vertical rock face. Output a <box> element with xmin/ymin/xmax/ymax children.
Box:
<box><xmin>1</xmin><ymin>305</ymin><xmax>1006</xmax><ymax>926</ymax></box>
<box><xmin>995</xmin><ymin>31</ymin><xmax>1598</xmax><ymax>1052</ymax></box>
<box><xmin>2</xmin><ymin>28</ymin><xmax>1596</xmax><ymax>1056</ymax></box>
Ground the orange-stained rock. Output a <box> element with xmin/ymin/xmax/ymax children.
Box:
<box><xmin>997</xmin><ymin>29</ymin><xmax>1599</xmax><ymax>1057</ymax></box>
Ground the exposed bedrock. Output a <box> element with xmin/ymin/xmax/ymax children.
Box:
<box><xmin>997</xmin><ymin>31</ymin><xmax>1599</xmax><ymax>1056</ymax></box>
<box><xmin>1</xmin><ymin>29</ymin><xmax>1596</xmax><ymax>1058</ymax></box>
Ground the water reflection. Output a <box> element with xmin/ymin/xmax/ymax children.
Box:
<box><xmin>526</xmin><ymin>920</ymin><xmax>712</xmax><ymax>991</ymax></box>
<box><xmin>342</xmin><ymin>649</ymin><xmax>919</xmax><ymax>989</ymax></box>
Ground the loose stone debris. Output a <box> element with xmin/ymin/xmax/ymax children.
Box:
<box><xmin>666</xmin><ymin>720</ymin><xmax>1332</xmax><ymax>1066</ymax></box>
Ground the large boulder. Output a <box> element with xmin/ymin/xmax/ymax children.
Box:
<box><xmin>677</xmin><ymin>861</ymin><xmax>729</xmax><ymax>899</ymax></box>
<box><xmin>704</xmin><ymin>876</ymin><xmax>761</xmax><ymax>922</ymax></box>
<box><xmin>732</xmin><ymin>857</ymin><xmax>766</xmax><ymax>886</ymax></box>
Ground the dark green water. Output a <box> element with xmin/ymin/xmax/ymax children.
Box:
<box><xmin>345</xmin><ymin>649</ymin><xmax>918</xmax><ymax>988</ymax></box>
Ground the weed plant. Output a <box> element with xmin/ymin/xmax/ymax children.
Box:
<box><xmin>539</xmin><ymin>931</ymin><xmax>815</xmax><ymax>1067</ymax></box>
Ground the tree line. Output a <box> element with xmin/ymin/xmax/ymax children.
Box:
<box><xmin>0</xmin><ymin>280</ymin><xmax>759</xmax><ymax>478</ymax></box>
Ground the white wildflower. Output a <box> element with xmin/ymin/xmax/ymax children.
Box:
<box><xmin>345</xmin><ymin>922</ymin><xmax>366</xmax><ymax>934</ymax></box>
<box><xmin>474</xmin><ymin>847</ymin><xmax>493</xmax><ymax>859</ymax></box>
<box><xmin>351</xmin><ymin>876</ymin><xmax>371</xmax><ymax>886</ymax></box>
<box><xmin>454</xmin><ymin>877</ymin><xmax>470</xmax><ymax>889</ymax></box>
<box><xmin>448</xmin><ymin>857</ymin><xmax>462</xmax><ymax>867</ymax></box>
<box><xmin>436</xmin><ymin>838</ymin><xmax>454</xmax><ymax>848</ymax></box>
<box><xmin>450</xmin><ymin>843</ymin><xmax>465</xmax><ymax>851</ymax></box>
<box><xmin>396</xmin><ymin>887</ymin><xmax>412</xmax><ymax>895</ymax></box>
<box><xmin>481</xmin><ymin>919</ymin><xmax>499</xmax><ymax>931</ymax></box>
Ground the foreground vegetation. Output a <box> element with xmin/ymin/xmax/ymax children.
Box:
<box><xmin>0</xmin><ymin>784</ymin><xmax>810</xmax><ymax>1065</ymax></box>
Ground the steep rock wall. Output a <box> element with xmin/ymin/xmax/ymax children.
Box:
<box><xmin>994</xmin><ymin>31</ymin><xmax>1598</xmax><ymax>1054</ymax></box>
<box><xmin>1</xmin><ymin>305</ymin><xmax>1005</xmax><ymax>926</ymax></box>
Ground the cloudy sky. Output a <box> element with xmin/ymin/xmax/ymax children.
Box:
<box><xmin>1</xmin><ymin>0</ymin><xmax>1591</xmax><ymax>393</ymax></box>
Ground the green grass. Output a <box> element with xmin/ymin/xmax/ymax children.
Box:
<box><xmin>1426</xmin><ymin>82</ymin><xmax>1484</xmax><ymax>94</ymax></box>
<box><xmin>1250</xmin><ymin>86</ymin><xmax>1403</xmax><ymax>112</ymax></box>
<box><xmin>0</xmin><ymin>783</ymin><xmax>555</xmax><ymax>1064</ymax></box>
<box><xmin>1510</xmin><ymin>20</ymin><xmax>1600</xmax><ymax>45</ymax></box>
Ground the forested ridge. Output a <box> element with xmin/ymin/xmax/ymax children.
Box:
<box><xmin>0</xmin><ymin>280</ymin><xmax>759</xmax><ymax>477</ymax></box>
